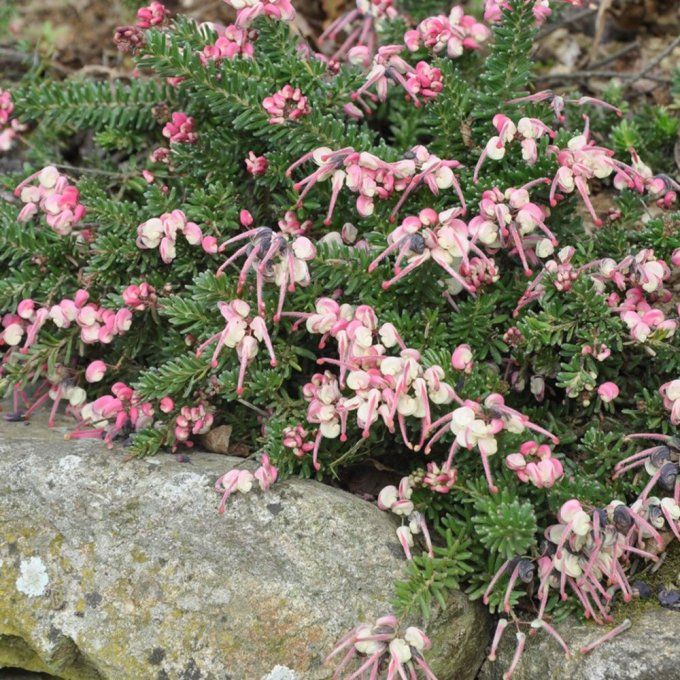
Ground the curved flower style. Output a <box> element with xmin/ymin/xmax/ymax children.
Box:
<box><xmin>227</xmin><ymin>0</ymin><xmax>295</xmax><ymax>27</ymax></box>
<box><xmin>318</xmin><ymin>0</ymin><xmax>398</xmax><ymax>63</ymax></box>
<box><xmin>216</xmin><ymin>226</ymin><xmax>315</xmax><ymax>319</ymax></box>
<box><xmin>195</xmin><ymin>299</ymin><xmax>277</xmax><ymax>394</ymax></box>
<box><xmin>506</xmin><ymin>89</ymin><xmax>622</xmax><ymax>124</ymax></box>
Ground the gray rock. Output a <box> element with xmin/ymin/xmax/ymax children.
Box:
<box><xmin>0</xmin><ymin>417</ymin><xmax>488</xmax><ymax>680</ymax></box>
<box><xmin>479</xmin><ymin>610</ymin><xmax>680</xmax><ymax>680</ymax></box>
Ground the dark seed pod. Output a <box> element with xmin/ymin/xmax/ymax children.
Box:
<box><xmin>658</xmin><ymin>588</ymin><xmax>680</xmax><ymax>611</ymax></box>
<box><xmin>410</xmin><ymin>234</ymin><xmax>426</xmax><ymax>254</ymax></box>
<box><xmin>594</xmin><ymin>508</ymin><xmax>607</xmax><ymax>528</ymax></box>
<box><xmin>631</xmin><ymin>581</ymin><xmax>652</xmax><ymax>599</ymax></box>
<box><xmin>658</xmin><ymin>462</ymin><xmax>679</xmax><ymax>492</ymax></box>
<box><xmin>403</xmin><ymin>150</ymin><xmax>416</xmax><ymax>160</ymax></box>
<box><xmin>540</xmin><ymin>539</ymin><xmax>557</xmax><ymax>557</ymax></box>
<box><xmin>4</xmin><ymin>412</ymin><xmax>24</xmax><ymax>422</ymax></box>
<box><xmin>518</xmin><ymin>559</ymin><xmax>535</xmax><ymax>583</ymax></box>
<box><xmin>649</xmin><ymin>446</ymin><xmax>671</xmax><ymax>468</ymax></box>
<box><xmin>613</xmin><ymin>505</ymin><xmax>633</xmax><ymax>534</ymax></box>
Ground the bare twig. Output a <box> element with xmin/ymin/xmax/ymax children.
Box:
<box><xmin>623</xmin><ymin>34</ymin><xmax>680</xmax><ymax>88</ymax></box>
<box><xmin>587</xmin><ymin>0</ymin><xmax>613</xmax><ymax>65</ymax></box>
<box><xmin>538</xmin><ymin>8</ymin><xmax>597</xmax><ymax>38</ymax></box>
<box><xmin>537</xmin><ymin>70</ymin><xmax>671</xmax><ymax>85</ymax></box>
<box><xmin>589</xmin><ymin>42</ymin><xmax>640</xmax><ymax>70</ymax></box>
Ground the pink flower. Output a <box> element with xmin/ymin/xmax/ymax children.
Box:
<box><xmin>405</xmin><ymin>62</ymin><xmax>443</xmax><ymax>102</ymax></box>
<box><xmin>451</xmin><ymin>344</ymin><xmax>473</xmax><ymax>373</ymax></box>
<box><xmin>162</xmin><ymin>112</ymin><xmax>197</xmax><ymax>144</ymax></box>
<box><xmin>245</xmin><ymin>151</ymin><xmax>268</xmax><ymax>176</ymax></box>
<box><xmin>85</xmin><ymin>360</ymin><xmax>107</xmax><ymax>383</ymax></box>
<box><xmin>254</xmin><ymin>453</ymin><xmax>278</xmax><ymax>490</ymax></box>
<box><xmin>136</xmin><ymin>1</ymin><xmax>169</xmax><ymax>28</ymax></box>
<box><xmin>262</xmin><ymin>85</ymin><xmax>310</xmax><ymax>124</ymax></box>
<box><xmin>423</xmin><ymin>462</ymin><xmax>457</xmax><ymax>493</ymax></box>
<box><xmin>597</xmin><ymin>382</ymin><xmax>620</xmax><ymax>403</ymax></box>
<box><xmin>159</xmin><ymin>396</ymin><xmax>175</xmax><ymax>413</ymax></box>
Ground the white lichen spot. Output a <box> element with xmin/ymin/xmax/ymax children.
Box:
<box><xmin>16</xmin><ymin>556</ymin><xmax>49</xmax><ymax>597</ymax></box>
<box><xmin>58</xmin><ymin>454</ymin><xmax>82</xmax><ymax>472</ymax></box>
<box><xmin>261</xmin><ymin>666</ymin><xmax>298</xmax><ymax>680</ymax></box>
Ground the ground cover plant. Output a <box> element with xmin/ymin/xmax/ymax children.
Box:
<box><xmin>1</xmin><ymin>0</ymin><xmax>679</xmax><ymax>677</ymax></box>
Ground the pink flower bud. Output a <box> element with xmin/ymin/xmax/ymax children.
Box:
<box><xmin>17</xmin><ymin>299</ymin><xmax>35</xmax><ymax>320</ymax></box>
<box><xmin>202</xmin><ymin>236</ymin><xmax>218</xmax><ymax>254</ymax></box>
<box><xmin>597</xmin><ymin>381</ymin><xmax>619</xmax><ymax>403</ymax></box>
<box><xmin>159</xmin><ymin>396</ymin><xmax>174</xmax><ymax>413</ymax></box>
<box><xmin>451</xmin><ymin>344</ymin><xmax>473</xmax><ymax>373</ymax></box>
<box><xmin>672</xmin><ymin>248</ymin><xmax>680</xmax><ymax>268</ymax></box>
<box><xmin>85</xmin><ymin>360</ymin><xmax>107</xmax><ymax>383</ymax></box>
<box><xmin>239</xmin><ymin>209</ymin><xmax>253</xmax><ymax>227</ymax></box>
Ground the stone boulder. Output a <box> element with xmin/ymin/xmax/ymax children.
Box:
<box><xmin>0</xmin><ymin>417</ymin><xmax>489</xmax><ymax>680</ymax></box>
<box><xmin>479</xmin><ymin>610</ymin><xmax>680</xmax><ymax>680</ymax></box>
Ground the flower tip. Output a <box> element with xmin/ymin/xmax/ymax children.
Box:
<box><xmin>236</xmin><ymin>386</ymin><xmax>244</xmax><ymax>395</ymax></box>
<box><xmin>381</xmin><ymin>281</ymin><xmax>391</xmax><ymax>290</ymax></box>
<box><xmin>524</xmin><ymin>269</ymin><xmax>533</xmax><ymax>278</ymax></box>
<box><xmin>211</xmin><ymin>359</ymin><xmax>218</xmax><ymax>368</ymax></box>
<box><xmin>270</xmin><ymin>359</ymin><xmax>278</xmax><ymax>367</ymax></box>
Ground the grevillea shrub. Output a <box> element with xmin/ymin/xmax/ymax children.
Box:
<box><xmin>1</xmin><ymin>0</ymin><xmax>680</xmax><ymax>677</ymax></box>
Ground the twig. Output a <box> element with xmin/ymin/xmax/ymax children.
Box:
<box><xmin>623</xmin><ymin>34</ymin><xmax>680</xmax><ymax>88</ymax></box>
<box><xmin>538</xmin><ymin>8</ymin><xmax>597</xmax><ymax>38</ymax></box>
<box><xmin>589</xmin><ymin>42</ymin><xmax>639</xmax><ymax>70</ymax></box>
<box><xmin>587</xmin><ymin>0</ymin><xmax>613</xmax><ymax>65</ymax></box>
<box><xmin>537</xmin><ymin>70</ymin><xmax>672</xmax><ymax>85</ymax></box>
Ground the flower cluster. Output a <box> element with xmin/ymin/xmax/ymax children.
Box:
<box><xmin>368</xmin><ymin>207</ymin><xmax>483</xmax><ymax>293</ymax></box>
<box><xmin>469</xmin><ymin>182</ymin><xmax>555</xmax><ymax>276</ymax></box>
<box><xmin>3</xmin><ymin>291</ymin><xmax>133</xmax><ymax>353</ymax></box>
<box><xmin>174</xmin><ymin>401</ymin><xmax>214</xmax><ymax>445</ymax></box>
<box><xmin>0</xmin><ymin>89</ymin><xmax>25</xmax><ymax>152</ymax></box>
<box><xmin>378</xmin><ymin>477</ymin><xmax>433</xmax><ymax>559</ymax></box>
<box><xmin>484</xmin><ymin>0</ymin><xmax>551</xmax><ymax>26</ymax></box>
<box><xmin>68</xmin><ymin>382</ymin><xmax>155</xmax><ymax>447</ymax></box>
<box><xmin>162</xmin><ymin>112</ymin><xmax>197</xmax><ymax>144</ymax></box>
<box><xmin>505</xmin><ymin>440</ymin><xmax>564</xmax><ymax>488</ymax></box>
<box><xmin>424</xmin><ymin>393</ymin><xmax>558</xmax><ymax>493</ymax></box>
<box><xmin>245</xmin><ymin>151</ymin><xmax>268</xmax><ymax>176</ymax></box>
<box><xmin>216</xmin><ymin>225</ymin><xmax>315</xmax><ymax>319</ymax></box>
<box><xmin>327</xmin><ymin>615</ymin><xmax>435</xmax><ymax>680</ymax></box>
<box><xmin>262</xmin><ymin>85</ymin><xmax>310</xmax><ymax>124</ymax></box>
<box><xmin>282</xmin><ymin>424</ymin><xmax>316</xmax><ymax>458</ymax></box>
<box><xmin>227</xmin><ymin>0</ymin><xmax>295</xmax><ymax>27</ymax></box>
<box><xmin>195</xmin><ymin>299</ymin><xmax>277</xmax><ymax>394</ymax></box>
<box><xmin>215</xmin><ymin>453</ymin><xmax>278</xmax><ymax>513</ymax></box>
<box><xmin>548</xmin><ymin>119</ymin><xmax>640</xmax><ymax>226</ymax></box>
<box><xmin>122</xmin><ymin>282</ymin><xmax>157</xmax><ymax>311</ymax></box>
<box><xmin>200</xmin><ymin>23</ymin><xmax>254</xmax><ymax>64</ymax></box>
<box><xmin>14</xmin><ymin>166</ymin><xmax>86</xmax><ymax>235</ymax></box>
<box><xmin>405</xmin><ymin>6</ymin><xmax>491</xmax><ymax>57</ymax></box>
<box><xmin>287</xmin><ymin>145</ymin><xmax>463</xmax><ymax>223</ymax></box>
<box><xmin>349</xmin><ymin>45</ymin><xmax>442</xmax><ymax>112</ymax></box>
<box><xmin>136</xmin><ymin>1</ymin><xmax>169</xmax><ymax>29</ymax></box>
<box><xmin>474</xmin><ymin>114</ymin><xmax>555</xmax><ymax>182</ymax></box>
<box><xmin>660</xmin><ymin>380</ymin><xmax>680</xmax><ymax>425</ymax></box>
<box><xmin>137</xmin><ymin>210</ymin><xmax>203</xmax><ymax>263</ymax></box>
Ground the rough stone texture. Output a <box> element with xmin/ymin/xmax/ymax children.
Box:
<box><xmin>199</xmin><ymin>425</ymin><xmax>236</xmax><ymax>456</ymax></box>
<box><xmin>0</xmin><ymin>417</ymin><xmax>489</xmax><ymax>680</ymax></box>
<box><xmin>479</xmin><ymin>610</ymin><xmax>680</xmax><ymax>680</ymax></box>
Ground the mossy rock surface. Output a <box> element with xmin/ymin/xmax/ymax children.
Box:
<box><xmin>479</xmin><ymin>608</ymin><xmax>680</xmax><ymax>680</ymax></box>
<box><xmin>0</xmin><ymin>417</ymin><xmax>489</xmax><ymax>680</ymax></box>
